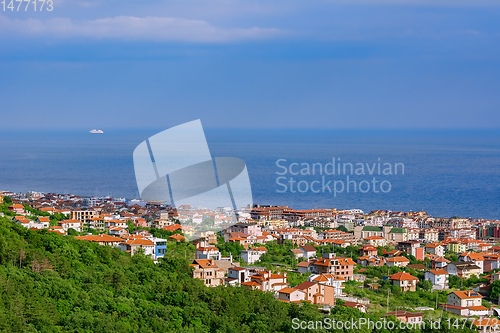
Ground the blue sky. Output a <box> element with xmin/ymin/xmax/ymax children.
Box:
<box><xmin>1</xmin><ymin>0</ymin><xmax>500</xmax><ymax>129</ymax></box>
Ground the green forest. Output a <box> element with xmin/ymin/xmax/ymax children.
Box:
<box><xmin>0</xmin><ymin>204</ymin><xmax>477</xmax><ymax>332</ymax></box>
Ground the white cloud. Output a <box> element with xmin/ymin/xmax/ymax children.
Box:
<box><xmin>0</xmin><ymin>15</ymin><xmax>284</xmax><ymax>42</ymax></box>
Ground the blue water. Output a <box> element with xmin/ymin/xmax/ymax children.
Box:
<box><xmin>0</xmin><ymin>129</ymin><xmax>499</xmax><ymax>219</ymax></box>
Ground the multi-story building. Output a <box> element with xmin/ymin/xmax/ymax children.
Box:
<box><xmin>196</xmin><ymin>246</ymin><xmax>221</xmax><ymax>260</ymax></box>
<box><xmin>294</xmin><ymin>281</ymin><xmax>335</xmax><ymax>306</ymax></box>
<box><xmin>57</xmin><ymin>219</ymin><xmax>83</xmax><ymax>232</ymax></box>
<box><xmin>311</xmin><ymin>254</ymin><xmax>356</xmax><ymax>280</ymax></box>
<box><xmin>191</xmin><ymin>259</ymin><xmax>225</xmax><ymax>287</ymax></box>
<box><xmin>241</xmin><ymin>247</ymin><xmax>267</xmax><ymax>264</ymax></box>
<box><xmin>225</xmin><ymin>267</ymin><xmax>251</xmax><ymax>286</ymax></box>
<box><xmin>424</xmin><ymin>269</ymin><xmax>449</xmax><ymax>290</ymax></box>
<box><xmin>70</xmin><ymin>210</ymin><xmax>96</xmax><ymax>226</ymax></box>
<box><xmin>424</xmin><ymin>243</ymin><xmax>445</xmax><ymax>257</ymax></box>
<box><xmin>446</xmin><ymin>262</ymin><xmax>481</xmax><ymax>279</ymax></box>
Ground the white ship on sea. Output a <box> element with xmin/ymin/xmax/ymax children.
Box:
<box><xmin>90</xmin><ymin>129</ymin><xmax>104</xmax><ymax>134</ymax></box>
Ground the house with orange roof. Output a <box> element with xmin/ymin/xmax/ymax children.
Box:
<box><xmin>9</xmin><ymin>204</ymin><xmax>25</xmax><ymax>215</ymax></box>
<box><xmin>388</xmin><ymin>272</ymin><xmax>418</xmax><ymax>292</ymax></box>
<box><xmin>307</xmin><ymin>274</ymin><xmax>345</xmax><ymax>296</ymax></box>
<box><xmin>169</xmin><ymin>234</ymin><xmax>186</xmax><ymax>242</ymax></box>
<box><xmin>357</xmin><ymin>255</ymin><xmax>384</xmax><ymax>267</ymax></box>
<box><xmin>472</xmin><ymin>318</ymin><xmax>500</xmax><ymax>333</ymax></box>
<box><xmin>48</xmin><ymin>226</ymin><xmax>67</xmax><ymax>235</ymax></box>
<box><xmin>363</xmin><ymin>236</ymin><xmax>386</xmax><ymax>247</ymax></box>
<box><xmin>459</xmin><ymin>252</ymin><xmax>485</xmax><ymax>274</ymax></box>
<box><xmin>360</xmin><ymin>245</ymin><xmax>378</xmax><ymax>256</ymax></box>
<box><xmin>424</xmin><ymin>243</ymin><xmax>444</xmax><ymax>257</ymax></box>
<box><xmin>446</xmin><ymin>262</ymin><xmax>481</xmax><ymax>279</ymax></box>
<box><xmin>442</xmin><ymin>290</ymin><xmax>487</xmax><ymax>317</ymax></box>
<box><xmin>294</xmin><ymin>281</ymin><xmax>335</xmax><ymax>306</ymax></box>
<box><xmin>109</xmin><ymin>226</ymin><xmax>128</xmax><ymax>237</ymax></box>
<box><xmin>277</xmin><ymin>287</ymin><xmax>306</xmax><ymax>303</ymax></box>
<box><xmin>312</xmin><ymin>254</ymin><xmax>356</xmax><ymax>280</ymax></box>
<box><xmin>190</xmin><ymin>259</ymin><xmax>225</xmax><ymax>287</ymax></box>
<box><xmin>384</xmin><ymin>256</ymin><xmax>410</xmax><ymax>268</ymax></box>
<box><xmin>35</xmin><ymin>216</ymin><xmax>50</xmax><ymax>228</ymax></box>
<box><xmin>39</xmin><ymin>207</ymin><xmax>55</xmax><ymax>214</ymax></box>
<box><xmin>299</xmin><ymin>245</ymin><xmax>317</xmax><ymax>259</ymax></box>
<box><xmin>431</xmin><ymin>256</ymin><xmax>450</xmax><ymax>269</ymax></box>
<box><xmin>385</xmin><ymin>311</ymin><xmax>423</xmax><ymax>324</ymax></box>
<box><xmin>297</xmin><ymin>259</ymin><xmax>317</xmax><ymax>274</ymax></box>
<box><xmin>57</xmin><ymin>219</ymin><xmax>83</xmax><ymax>232</ymax></box>
<box><xmin>424</xmin><ymin>269</ymin><xmax>449</xmax><ymax>290</ymax></box>
<box><xmin>118</xmin><ymin>238</ymin><xmax>155</xmax><ymax>257</ymax></box>
<box><xmin>75</xmin><ymin>234</ymin><xmax>124</xmax><ymax>247</ymax></box>
<box><xmin>245</xmin><ymin>270</ymin><xmax>289</xmax><ymax>292</ymax></box>
<box><xmin>196</xmin><ymin>246</ymin><xmax>221</xmax><ymax>261</ymax></box>
<box><xmin>225</xmin><ymin>267</ymin><xmax>251</xmax><ymax>286</ymax></box>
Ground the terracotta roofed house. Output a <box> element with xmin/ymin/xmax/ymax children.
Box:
<box><xmin>388</xmin><ymin>272</ymin><xmax>418</xmax><ymax>292</ymax></box>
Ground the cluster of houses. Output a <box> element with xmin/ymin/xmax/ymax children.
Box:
<box><xmin>6</xmin><ymin>191</ymin><xmax>500</xmax><ymax>327</ymax></box>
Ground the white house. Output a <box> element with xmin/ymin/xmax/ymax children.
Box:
<box><xmin>424</xmin><ymin>269</ymin><xmax>449</xmax><ymax>290</ymax></box>
<box><xmin>277</xmin><ymin>287</ymin><xmax>306</xmax><ymax>303</ymax></box>
<box><xmin>241</xmin><ymin>247</ymin><xmax>267</xmax><ymax>264</ymax></box>
<box><xmin>300</xmin><ymin>245</ymin><xmax>317</xmax><ymax>259</ymax></box>
<box><xmin>424</xmin><ymin>243</ymin><xmax>444</xmax><ymax>257</ymax></box>
<box><xmin>196</xmin><ymin>246</ymin><xmax>221</xmax><ymax>260</ymax></box>
<box><xmin>307</xmin><ymin>273</ymin><xmax>345</xmax><ymax>296</ymax></box>
<box><xmin>118</xmin><ymin>238</ymin><xmax>155</xmax><ymax>257</ymax></box>
<box><xmin>57</xmin><ymin>219</ymin><xmax>83</xmax><ymax>232</ymax></box>
<box><xmin>385</xmin><ymin>256</ymin><xmax>410</xmax><ymax>267</ymax></box>
<box><xmin>225</xmin><ymin>267</ymin><xmax>251</xmax><ymax>285</ymax></box>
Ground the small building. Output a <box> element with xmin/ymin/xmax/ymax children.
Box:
<box><xmin>225</xmin><ymin>267</ymin><xmax>250</xmax><ymax>285</ymax></box>
<box><xmin>360</xmin><ymin>245</ymin><xmax>378</xmax><ymax>257</ymax></box>
<box><xmin>191</xmin><ymin>259</ymin><xmax>225</xmax><ymax>287</ymax></box>
<box><xmin>388</xmin><ymin>272</ymin><xmax>418</xmax><ymax>292</ymax></box>
<box><xmin>363</xmin><ymin>236</ymin><xmax>386</xmax><ymax>247</ymax></box>
<box><xmin>442</xmin><ymin>290</ymin><xmax>487</xmax><ymax>317</ymax></box>
<box><xmin>300</xmin><ymin>245</ymin><xmax>317</xmax><ymax>259</ymax></box>
<box><xmin>8</xmin><ymin>204</ymin><xmax>25</xmax><ymax>215</ymax></box>
<box><xmin>57</xmin><ymin>219</ymin><xmax>83</xmax><ymax>232</ymax></box>
<box><xmin>169</xmin><ymin>234</ymin><xmax>186</xmax><ymax>242</ymax></box>
<box><xmin>385</xmin><ymin>256</ymin><xmax>410</xmax><ymax>267</ymax></box>
<box><xmin>241</xmin><ymin>247</ymin><xmax>267</xmax><ymax>264</ymax></box>
<box><xmin>150</xmin><ymin>237</ymin><xmax>168</xmax><ymax>259</ymax></box>
<box><xmin>118</xmin><ymin>238</ymin><xmax>155</xmax><ymax>256</ymax></box>
<box><xmin>290</xmin><ymin>249</ymin><xmax>304</xmax><ymax>258</ymax></box>
<box><xmin>431</xmin><ymin>256</ymin><xmax>450</xmax><ymax>269</ymax></box>
<box><xmin>385</xmin><ymin>311</ymin><xmax>423</xmax><ymax>324</ymax></box>
<box><xmin>297</xmin><ymin>260</ymin><xmax>315</xmax><ymax>274</ymax></box>
<box><xmin>196</xmin><ymin>246</ymin><xmax>221</xmax><ymax>260</ymax></box>
<box><xmin>294</xmin><ymin>281</ymin><xmax>335</xmax><ymax>306</ymax></box>
<box><xmin>424</xmin><ymin>243</ymin><xmax>444</xmax><ymax>257</ymax></box>
<box><xmin>446</xmin><ymin>262</ymin><xmax>481</xmax><ymax>279</ymax></box>
<box><xmin>342</xmin><ymin>301</ymin><xmax>367</xmax><ymax>313</ymax></box>
<box><xmin>424</xmin><ymin>269</ymin><xmax>449</xmax><ymax>290</ymax></box>
<box><xmin>277</xmin><ymin>288</ymin><xmax>306</xmax><ymax>303</ymax></box>
<box><xmin>459</xmin><ymin>252</ymin><xmax>485</xmax><ymax>274</ymax></box>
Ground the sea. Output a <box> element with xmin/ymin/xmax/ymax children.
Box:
<box><xmin>0</xmin><ymin>128</ymin><xmax>499</xmax><ymax>219</ymax></box>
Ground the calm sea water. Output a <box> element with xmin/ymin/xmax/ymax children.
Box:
<box><xmin>0</xmin><ymin>129</ymin><xmax>499</xmax><ymax>219</ymax></box>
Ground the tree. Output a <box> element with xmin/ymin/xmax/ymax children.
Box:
<box><xmin>336</xmin><ymin>226</ymin><xmax>348</xmax><ymax>233</ymax></box>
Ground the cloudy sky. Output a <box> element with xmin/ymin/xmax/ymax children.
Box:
<box><xmin>1</xmin><ymin>0</ymin><xmax>500</xmax><ymax>129</ymax></box>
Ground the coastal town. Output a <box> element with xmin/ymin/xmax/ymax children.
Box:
<box><xmin>2</xmin><ymin>189</ymin><xmax>500</xmax><ymax>331</ymax></box>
